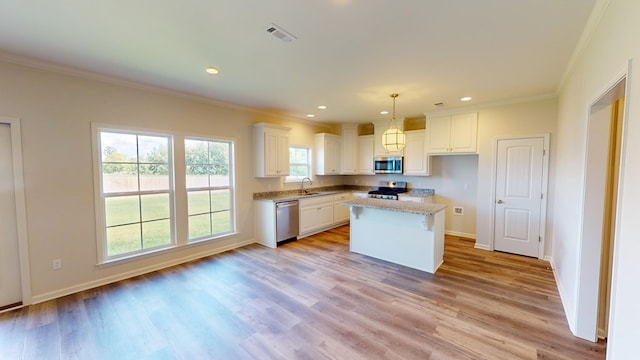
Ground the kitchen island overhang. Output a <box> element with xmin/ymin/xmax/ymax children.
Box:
<box><xmin>341</xmin><ymin>198</ymin><xmax>447</xmax><ymax>274</ymax></box>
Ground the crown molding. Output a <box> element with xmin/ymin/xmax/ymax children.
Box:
<box><xmin>557</xmin><ymin>0</ymin><xmax>614</xmax><ymax>92</ymax></box>
<box><xmin>0</xmin><ymin>51</ymin><xmax>331</xmax><ymax>129</ymax></box>
<box><xmin>424</xmin><ymin>93</ymin><xmax>557</xmax><ymax>117</ymax></box>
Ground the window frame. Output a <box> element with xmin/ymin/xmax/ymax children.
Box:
<box><xmin>285</xmin><ymin>145</ymin><xmax>312</xmax><ymax>184</ymax></box>
<box><xmin>184</xmin><ymin>136</ymin><xmax>237</xmax><ymax>242</ymax></box>
<box><xmin>93</xmin><ymin>125</ymin><xmax>176</xmax><ymax>263</ymax></box>
<box><xmin>92</xmin><ymin>124</ymin><xmax>238</xmax><ymax>265</ymax></box>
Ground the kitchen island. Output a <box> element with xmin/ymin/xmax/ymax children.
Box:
<box><xmin>341</xmin><ymin>198</ymin><xmax>447</xmax><ymax>273</ymax></box>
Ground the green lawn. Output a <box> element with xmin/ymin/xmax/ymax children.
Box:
<box><xmin>105</xmin><ymin>191</ymin><xmax>231</xmax><ymax>256</ymax></box>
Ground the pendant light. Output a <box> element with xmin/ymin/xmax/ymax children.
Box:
<box><xmin>382</xmin><ymin>93</ymin><xmax>406</xmax><ymax>151</ymax></box>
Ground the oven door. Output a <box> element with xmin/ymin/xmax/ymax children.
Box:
<box><xmin>374</xmin><ymin>156</ymin><xmax>403</xmax><ymax>174</ymax></box>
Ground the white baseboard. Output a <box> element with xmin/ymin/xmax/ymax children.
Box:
<box><xmin>474</xmin><ymin>243</ymin><xmax>491</xmax><ymax>251</ymax></box>
<box><xmin>445</xmin><ymin>230</ymin><xmax>476</xmax><ymax>239</ymax></box>
<box><xmin>548</xmin><ymin>257</ymin><xmax>577</xmax><ymax>335</ymax></box>
<box><xmin>30</xmin><ymin>238</ymin><xmax>256</xmax><ymax>305</ymax></box>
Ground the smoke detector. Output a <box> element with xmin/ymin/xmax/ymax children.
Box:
<box><xmin>266</xmin><ymin>23</ymin><xmax>297</xmax><ymax>42</ymax></box>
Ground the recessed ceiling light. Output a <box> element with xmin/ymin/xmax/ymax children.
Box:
<box><xmin>380</xmin><ymin>111</ymin><xmax>389</xmax><ymax>115</ymax></box>
<box><xmin>460</xmin><ymin>96</ymin><xmax>472</xmax><ymax>102</ymax></box>
<box><xmin>205</xmin><ymin>66</ymin><xmax>219</xmax><ymax>75</ymax></box>
<box><xmin>307</xmin><ymin>114</ymin><xmax>315</xmax><ymax>118</ymax></box>
<box><xmin>317</xmin><ymin>105</ymin><xmax>327</xmax><ymax>110</ymax></box>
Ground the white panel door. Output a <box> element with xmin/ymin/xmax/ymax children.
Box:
<box><xmin>0</xmin><ymin>123</ymin><xmax>22</xmax><ymax>308</ymax></box>
<box><xmin>494</xmin><ymin>137</ymin><xmax>544</xmax><ymax>257</ymax></box>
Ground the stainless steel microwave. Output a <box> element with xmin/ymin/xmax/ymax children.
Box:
<box><xmin>374</xmin><ymin>156</ymin><xmax>403</xmax><ymax>174</ymax></box>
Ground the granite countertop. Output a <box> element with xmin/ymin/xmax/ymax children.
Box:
<box><xmin>253</xmin><ymin>186</ymin><xmax>436</xmax><ymax>202</ymax></box>
<box><xmin>341</xmin><ymin>198</ymin><xmax>446</xmax><ymax>215</ymax></box>
<box><xmin>254</xmin><ymin>190</ymin><xmax>346</xmax><ymax>202</ymax></box>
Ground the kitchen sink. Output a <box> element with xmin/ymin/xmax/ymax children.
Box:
<box><xmin>301</xmin><ymin>192</ymin><xmax>320</xmax><ymax>196</ymax></box>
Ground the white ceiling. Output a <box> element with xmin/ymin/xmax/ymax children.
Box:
<box><xmin>0</xmin><ymin>0</ymin><xmax>596</xmax><ymax>123</ymax></box>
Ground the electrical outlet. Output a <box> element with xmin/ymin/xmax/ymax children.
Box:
<box><xmin>52</xmin><ymin>258</ymin><xmax>62</xmax><ymax>271</ymax></box>
<box><xmin>453</xmin><ymin>206</ymin><xmax>464</xmax><ymax>216</ymax></box>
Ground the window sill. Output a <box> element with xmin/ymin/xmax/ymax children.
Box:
<box><xmin>96</xmin><ymin>232</ymin><xmax>239</xmax><ymax>268</ymax></box>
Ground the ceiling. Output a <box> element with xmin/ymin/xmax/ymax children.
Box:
<box><xmin>0</xmin><ymin>0</ymin><xmax>596</xmax><ymax>124</ymax></box>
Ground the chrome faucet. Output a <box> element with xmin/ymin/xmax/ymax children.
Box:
<box><xmin>301</xmin><ymin>177</ymin><xmax>313</xmax><ymax>194</ymax></box>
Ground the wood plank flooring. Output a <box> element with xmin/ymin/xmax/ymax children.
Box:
<box><xmin>0</xmin><ymin>226</ymin><xmax>606</xmax><ymax>359</ymax></box>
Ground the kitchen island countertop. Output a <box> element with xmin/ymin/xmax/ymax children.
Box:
<box><xmin>341</xmin><ymin>197</ymin><xmax>446</xmax><ymax>216</ymax></box>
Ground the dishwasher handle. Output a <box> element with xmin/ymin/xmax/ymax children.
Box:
<box><xmin>276</xmin><ymin>200</ymin><xmax>299</xmax><ymax>208</ymax></box>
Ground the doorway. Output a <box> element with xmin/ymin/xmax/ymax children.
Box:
<box><xmin>0</xmin><ymin>117</ymin><xmax>30</xmax><ymax>311</ymax></box>
<box><xmin>575</xmin><ymin>76</ymin><xmax>626</xmax><ymax>341</ymax></box>
<box><xmin>493</xmin><ymin>135</ymin><xmax>549</xmax><ymax>259</ymax></box>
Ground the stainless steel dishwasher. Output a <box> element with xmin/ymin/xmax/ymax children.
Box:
<box><xmin>275</xmin><ymin>200</ymin><xmax>299</xmax><ymax>243</ymax></box>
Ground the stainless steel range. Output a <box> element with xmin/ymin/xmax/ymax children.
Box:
<box><xmin>367</xmin><ymin>181</ymin><xmax>408</xmax><ymax>200</ymax></box>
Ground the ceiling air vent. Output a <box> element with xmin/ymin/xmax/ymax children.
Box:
<box><xmin>266</xmin><ymin>23</ymin><xmax>297</xmax><ymax>43</ymax></box>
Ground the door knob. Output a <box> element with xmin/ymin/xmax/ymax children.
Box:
<box><xmin>496</xmin><ymin>200</ymin><xmax>503</xmax><ymax>204</ymax></box>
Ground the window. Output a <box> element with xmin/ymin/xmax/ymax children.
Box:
<box><xmin>94</xmin><ymin>125</ymin><xmax>237</xmax><ymax>263</ymax></box>
<box><xmin>286</xmin><ymin>146</ymin><xmax>311</xmax><ymax>182</ymax></box>
<box><xmin>185</xmin><ymin>138</ymin><xmax>235</xmax><ymax>240</ymax></box>
<box><xmin>98</xmin><ymin>130</ymin><xmax>174</xmax><ymax>259</ymax></box>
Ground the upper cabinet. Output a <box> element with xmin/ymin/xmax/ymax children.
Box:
<box><xmin>254</xmin><ymin>123</ymin><xmax>290</xmax><ymax>177</ymax></box>
<box><xmin>403</xmin><ymin>129</ymin><xmax>431</xmax><ymax>176</ymax></box>
<box><xmin>426</xmin><ymin>113</ymin><xmax>478</xmax><ymax>154</ymax></box>
<box><xmin>374</xmin><ymin>121</ymin><xmax>404</xmax><ymax>157</ymax></box>
<box><xmin>357</xmin><ymin>135</ymin><xmax>375</xmax><ymax>175</ymax></box>
<box><xmin>340</xmin><ymin>125</ymin><xmax>358</xmax><ymax>175</ymax></box>
<box><xmin>315</xmin><ymin>133</ymin><xmax>342</xmax><ymax>175</ymax></box>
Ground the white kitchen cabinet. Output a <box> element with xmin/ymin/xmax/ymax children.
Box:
<box><xmin>426</xmin><ymin>113</ymin><xmax>478</xmax><ymax>154</ymax></box>
<box><xmin>299</xmin><ymin>195</ymin><xmax>334</xmax><ymax>237</ymax></box>
<box><xmin>403</xmin><ymin>129</ymin><xmax>431</xmax><ymax>176</ymax></box>
<box><xmin>340</xmin><ymin>125</ymin><xmax>358</xmax><ymax>174</ymax></box>
<box><xmin>254</xmin><ymin>123</ymin><xmax>290</xmax><ymax>177</ymax></box>
<box><xmin>315</xmin><ymin>133</ymin><xmax>341</xmax><ymax>175</ymax></box>
<box><xmin>254</xmin><ymin>200</ymin><xmax>279</xmax><ymax>248</ymax></box>
<box><xmin>357</xmin><ymin>135</ymin><xmax>375</xmax><ymax>175</ymax></box>
<box><xmin>333</xmin><ymin>192</ymin><xmax>355</xmax><ymax>224</ymax></box>
<box><xmin>374</xmin><ymin>121</ymin><xmax>404</xmax><ymax>157</ymax></box>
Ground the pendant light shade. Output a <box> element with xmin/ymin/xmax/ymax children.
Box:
<box><xmin>382</xmin><ymin>93</ymin><xmax>406</xmax><ymax>151</ymax></box>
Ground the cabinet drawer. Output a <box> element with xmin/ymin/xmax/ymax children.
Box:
<box><xmin>299</xmin><ymin>194</ymin><xmax>333</xmax><ymax>207</ymax></box>
<box><xmin>333</xmin><ymin>192</ymin><xmax>355</xmax><ymax>202</ymax></box>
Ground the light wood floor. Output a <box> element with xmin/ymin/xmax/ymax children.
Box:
<box><xmin>0</xmin><ymin>225</ymin><xmax>606</xmax><ymax>359</ymax></box>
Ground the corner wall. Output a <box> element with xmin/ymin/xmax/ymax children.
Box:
<box><xmin>553</xmin><ymin>0</ymin><xmax>640</xmax><ymax>355</ymax></box>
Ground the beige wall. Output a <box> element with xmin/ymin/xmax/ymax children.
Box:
<box><xmin>552</xmin><ymin>0</ymin><xmax>640</xmax><ymax>354</ymax></box>
<box><xmin>474</xmin><ymin>98</ymin><xmax>558</xmax><ymax>256</ymax></box>
<box><xmin>0</xmin><ymin>60</ymin><xmax>332</xmax><ymax>301</ymax></box>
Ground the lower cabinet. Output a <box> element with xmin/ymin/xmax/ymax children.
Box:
<box><xmin>333</xmin><ymin>192</ymin><xmax>355</xmax><ymax>224</ymax></box>
<box><xmin>254</xmin><ymin>199</ymin><xmax>279</xmax><ymax>248</ymax></box>
<box><xmin>299</xmin><ymin>192</ymin><xmax>355</xmax><ymax>238</ymax></box>
<box><xmin>299</xmin><ymin>196</ymin><xmax>334</xmax><ymax>236</ymax></box>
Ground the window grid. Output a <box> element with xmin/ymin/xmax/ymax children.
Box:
<box><xmin>286</xmin><ymin>146</ymin><xmax>311</xmax><ymax>182</ymax></box>
<box><xmin>185</xmin><ymin>138</ymin><xmax>235</xmax><ymax>241</ymax></box>
<box><xmin>98</xmin><ymin>130</ymin><xmax>174</xmax><ymax>259</ymax></box>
